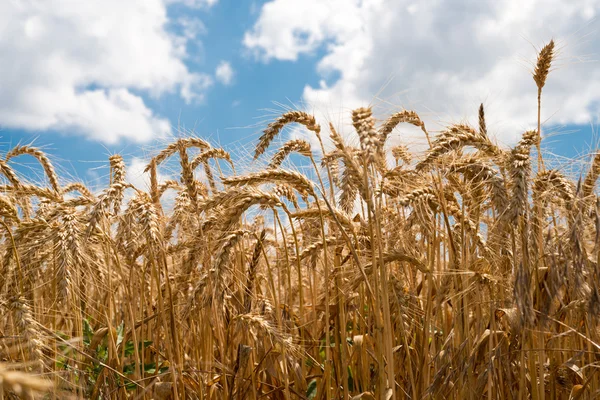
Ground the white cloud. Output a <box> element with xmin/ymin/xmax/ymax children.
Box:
<box><xmin>215</xmin><ymin>61</ymin><xmax>235</xmax><ymax>86</ymax></box>
<box><xmin>0</xmin><ymin>0</ymin><xmax>214</xmax><ymax>143</ymax></box>
<box><xmin>177</xmin><ymin>16</ymin><xmax>207</xmax><ymax>40</ymax></box>
<box><xmin>245</xmin><ymin>0</ymin><xmax>600</xmax><ymax>147</ymax></box>
<box><xmin>126</xmin><ymin>157</ymin><xmax>168</xmax><ymax>190</ymax></box>
<box><xmin>167</xmin><ymin>0</ymin><xmax>219</xmax><ymax>8</ymax></box>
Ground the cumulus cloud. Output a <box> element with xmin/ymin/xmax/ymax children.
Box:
<box><xmin>167</xmin><ymin>0</ymin><xmax>219</xmax><ymax>8</ymax></box>
<box><xmin>215</xmin><ymin>61</ymin><xmax>235</xmax><ymax>86</ymax></box>
<box><xmin>0</xmin><ymin>0</ymin><xmax>214</xmax><ymax>143</ymax></box>
<box><xmin>245</xmin><ymin>0</ymin><xmax>600</xmax><ymax>146</ymax></box>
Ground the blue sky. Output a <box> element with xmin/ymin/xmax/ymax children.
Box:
<box><xmin>2</xmin><ymin>0</ymin><xmax>600</xmax><ymax>188</ymax></box>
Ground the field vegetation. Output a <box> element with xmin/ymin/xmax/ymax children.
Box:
<box><xmin>1</xmin><ymin>40</ymin><xmax>600</xmax><ymax>399</ymax></box>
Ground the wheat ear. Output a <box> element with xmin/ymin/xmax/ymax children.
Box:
<box><xmin>254</xmin><ymin>111</ymin><xmax>320</xmax><ymax>160</ymax></box>
<box><xmin>5</xmin><ymin>145</ymin><xmax>59</xmax><ymax>192</ymax></box>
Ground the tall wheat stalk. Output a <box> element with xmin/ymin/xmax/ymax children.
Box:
<box><xmin>0</xmin><ymin>39</ymin><xmax>597</xmax><ymax>400</ymax></box>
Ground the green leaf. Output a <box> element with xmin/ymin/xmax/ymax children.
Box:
<box><xmin>97</xmin><ymin>345</ymin><xmax>108</xmax><ymax>362</ymax></box>
<box><xmin>306</xmin><ymin>379</ymin><xmax>318</xmax><ymax>399</ymax></box>
<box><xmin>83</xmin><ymin>319</ymin><xmax>93</xmax><ymax>346</ymax></box>
<box><xmin>124</xmin><ymin>340</ymin><xmax>152</xmax><ymax>357</ymax></box>
<box><xmin>347</xmin><ymin>366</ymin><xmax>355</xmax><ymax>391</ymax></box>
<box><xmin>124</xmin><ymin>341</ymin><xmax>135</xmax><ymax>357</ymax></box>
<box><xmin>143</xmin><ymin>363</ymin><xmax>157</xmax><ymax>374</ymax></box>
<box><xmin>123</xmin><ymin>363</ymin><xmax>135</xmax><ymax>375</ymax></box>
<box><xmin>159</xmin><ymin>365</ymin><xmax>170</xmax><ymax>374</ymax></box>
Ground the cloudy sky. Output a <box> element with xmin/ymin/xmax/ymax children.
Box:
<box><xmin>2</xmin><ymin>0</ymin><xmax>600</xmax><ymax>186</ymax></box>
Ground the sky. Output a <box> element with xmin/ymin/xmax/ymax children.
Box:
<box><xmin>2</xmin><ymin>0</ymin><xmax>600</xmax><ymax>189</ymax></box>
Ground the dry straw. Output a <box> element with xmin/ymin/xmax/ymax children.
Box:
<box><xmin>0</xmin><ymin>38</ymin><xmax>598</xmax><ymax>400</ymax></box>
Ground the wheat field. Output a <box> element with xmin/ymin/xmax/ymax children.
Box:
<box><xmin>1</xmin><ymin>40</ymin><xmax>599</xmax><ymax>399</ymax></box>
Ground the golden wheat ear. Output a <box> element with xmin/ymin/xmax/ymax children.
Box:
<box><xmin>533</xmin><ymin>39</ymin><xmax>555</xmax><ymax>171</ymax></box>
<box><xmin>254</xmin><ymin>111</ymin><xmax>320</xmax><ymax>160</ymax></box>
<box><xmin>268</xmin><ymin>139</ymin><xmax>312</xmax><ymax>169</ymax></box>
<box><xmin>478</xmin><ymin>103</ymin><xmax>487</xmax><ymax>137</ymax></box>
<box><xmin>5</xmin><ymin>146</ymin><xmax>59</xmax><ymax>193</ymax></box>
<box><xmin>352</xmin><ymin>107</ymin><xmax>379</xmax><ymax>163</ymax></box>
<box><xmin>391</xmin><ymin>145</ymin><xmax>412</xmax><ymax>165</ymax></box>
<box><xmin>533</xmin><ymin>40</ymin><xmax>555</xmax><ymax>91</ymax></box>
<box><xmin>0</xmin><ymin>363</ymin><xmax>53</xmax><ymax>398</ymax></box>
<box><xmin>379</xmin><ymin>109</ymin><xmax>429</xmax><ymax>151</ymax></box>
